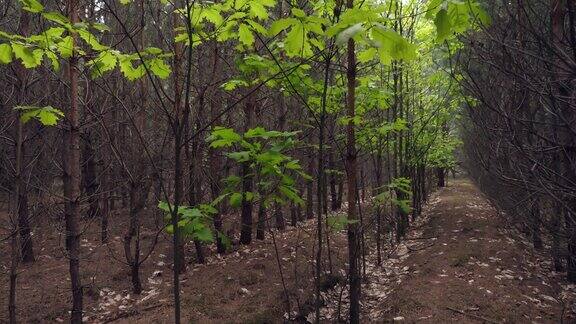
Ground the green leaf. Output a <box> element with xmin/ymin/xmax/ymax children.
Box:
<box><xmin>158</xmin><ymin>201</ymin><xmax>170</xmax><ymax>212</ymax></box>
<box><xmin>448</xmin><ymin>2</ymin><xmax>471</xmax><ymax>33</ymax></box>
<box><xmin>425</xmin><ymin>0</ymin><xmax>444</xmax><ymax>19</ymax></box>
<box><xmin>119</xmin><ymin>56</ymin><xmax>145</xmax><ymax>81</ymax></box>
<box><xmin>279</xmin><ymin>185</ymin><xmax>304</xmax><ymax>206</ymax></box>
<box><xmin>92</xmin><ymin>22</ymin><xmax>111</xmax><ymax>32</ymax></box>
<box><xmin>227</xmin><ymin>151</ymin><xmax>251</xmax><ymax>162</ymax></box>
<box><xmin>470</xmin><ymin>3</ymin><xmax>491</xmax><ymax>27</ymax></box>
<box><xmin>57</xmin><ymin>36</ymin><xmax>73</xmax><ymax>59</ymax></box>
<box><xmin>12</xmin><ymin>43</ymin><xmax>43</xmax><ymax>68</ymax></box>
<box><xmin>291</xmin><ymin>8</ymin><xmax>306</xmax><ymax>18</ymax></box>
<box><xmin>78</xmin><ymin>29</ymin><xmax>108</xmax><ymax>51</ymax></box>
<box><xmin>249</xmin><ymin>1</ymin><xmax>268</xmax><ymax>20</ymax></box>
<box><xmin>89</xmin><ymin>50</ymin><xmax>117</xmax><ymax>78</ymax></box>
<box><xmin>245</xmin><ymin>191</ymin><xmax>255</xmax><ymax>202</ymax></box>
<box><xmin>217</xmin><ymin>231</ymin><xmax>232</xmax><ymax>250</ymax></box>
<box><xmin>208</xmin><ymin>127</ymin><xmax>241</xmax><ymax>147</ymax></box>
<box><xmin>327</xmin><ymin>215</ymin><xmax>358</xmax><ymax>231</ymax></box>
<box><xmin>203</xmin><ymin>8</ymin><xmax>224</xmax><ymax>26</ymax></box>
<box><xmin>194</xmin><ymin>226</ymin><xmax>214</xmax><ymax>242</ymax></box>
<box><xmin>238</xmin><ymin>24</ymin><xmax>254</xmax><ymax>47</ymax></box>
<box><xmin>148</xmin><ymin>58</ymin><xmax>171</xmax><ymax>79</ymax></box>
<box><xmin>358</xmin><ymin>48</ymin><xmax>377</xmax><ymax>63</ymax></box>
<box><xmin>45</xmin><ymin>51</ymin><xmax>59</xmax><ymax>71</ymax></box>
<box><xmin>221</xmin><ymin>79</ymin><xmax>249</xmax><ymax>91</ymax></box>
<box><xmin>20</xmin><ymin>0</ymin><xmax>43</xmax><ymax>13</ymax></box>
<box><xmin>284</xmin><ymin>22</ymin><xmax>311</xmax><ymax>57</ymax></box>
<box><xmin>372</xmin><ymin>25</ymin><xmax>417</xmax><ymax>65</ymax></box>
<box><xmin>336</xmin><ymin>23</ymin><xmax>363</xmax><ymax>46</ymax></box>
<box><xmin>119</xmin><ymin>0</ymin><xmax>131</xmax><ymax>4</ymax></box>
<box><xmin>0</xmin><ymin>43</ymin><xmax>13</xmax><ymax>64</ymax></box>
<box><xmin>269</xmin><ymin>18</ymin><xmax>297</xmax><ymax>36</ymax></box>
<box><xmin>15</xmin><ymin>106</ymin><xmax>64</xmax><ymax>126</ymax></box>
<box><xmin>246</xmin><ymin>19</ymin><xmax>267</xmax><ymax>35</ymax></box>
<box><xmin>42</xmin><ymin>12</ymin><xmax>70</xmax><ymax>25</ymax></box>
<box><xmin>434</xmin><ymin>9</ymin><xmax>451</xmax><ymax>42</ymax></box>
<box><xmin>230</xmin><ymin>192</ymin><xmax>243</xmax><ymax>208</ymax></box>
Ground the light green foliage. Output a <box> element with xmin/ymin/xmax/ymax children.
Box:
<box><xmin>426</xmin><ymin>0</ymin><xmax>490</xmax><ymax>42</ymax></box>
<box><xmin>175</xmin><ymin>0</ymin><xmax>275</xmax><ymax>50</ymax></box>
<box><xmin>20</xmin><ymin>0</ymin><xmax>43</xmax><ymax>13</ymax></box>
<box><xmin>269</xmin><ymin>9</ymin><xmax>326</xmax><ymax>57</ymax></box>
<box><xmin>208</xmin><ymin>126</ymin><xmax>309</xmax><ymax>208</ymax></box>
<box><xmin>327</xmin><ymin>3</ymin><xmax>417</xmax><ymax>65</ymax></box>
<box><xmin>11</xmin><ymin>43</ymin><xmax>43</xmax><ymax>68</ymax></box>
<box><xmin>158</xmin><ymin>201</ymin><xmax>219</xmax><ymax>243</ymax></box>
<box><xmin>374</xmin><ymin>177</ymin><xmax>412</xmax><ymax>214</ymax></box>
<box><xmin>327</xmin><ymin>214</ymin><xmax>359</xmax><ymax>231</ymax></box>
<box><xmin>0</xmin><ymin>5</ymin><xmax>171</xmax><ymax>80</ymax></box>
<box><xmin>14</xmin><ymin>106</ymin><xmax>64</xmax><ymax>126</ymax></box>
<box><xmin>0</xmin><ymin>43</ymin><xmax>13</xmax><ymax>63</ymax></box>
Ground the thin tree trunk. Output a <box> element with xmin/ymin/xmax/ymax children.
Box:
<box><xmin>329</xmin><ymin>151</ymin><xmax>338</xmax><ymax>211</ymax></box>
<box><xmin>240</xmin><ymin>93</ymin><xmax>255</xmax><ymax>245</ymax></box>
<box><xmin>256</xmin><ymin>203</ymin><xmax>266</xmax><ymax>240</ymax></box>
<box><xmin>9</xmin><ymin>228</ymin><xmax>18</xmax><ymax>324</ymax></box>
<box><xmin>14</xmin><ymin>9</ymin><xmax>34</xmax><ymax>264</ymax></box>
<box><xmin>306</xmin><ymin>155</ymin><xmax>314</xmax><ymax>219</ymax></box>
<box><xmin>275</xmin><ymin>204</ymin><xmax>286</xmax><ymax>230</ymax></box>
<box><xmin>64</xmin><ymin>0</ymin><xmax>83</xmax><ymax>321</ymax></box>
<box><xmin>345</xmin><ymin>2</ymin><xmax>361</xmax><ymax>319</ymax></box>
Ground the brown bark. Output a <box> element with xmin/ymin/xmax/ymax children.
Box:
<box><xmin>13</xmin><ymin>9</ymin><xmax>34</xmax><ymax>265</ymax></box>
<box><xmin>345</xmin><ymin>0</ymin><xmax>361</xmax><ymax>319</ymax></box>
<box><xmin>240</xmin><ymin>93</ymin><xmax>255</xmax><ymax>245</ymax></box>
<box><xmin>64</xmin><ymin>0</ymin><xmax>83</xmax><ymax>321</ymax></box>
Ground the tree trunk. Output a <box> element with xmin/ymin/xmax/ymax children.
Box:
<box><xmin>345</xmin><ymin>2</ymin><xmax>361</xmax><ymax>320</ymax></box>
<box><xmin>329</xmin><ymin>151</ymin><xmax>338</xmax><ymax>211</ymax></box>
<box><xmin>256</xmin><ymin>203</ymin><xmax>266</xmax><ymax>240</ymax></box>
<box><xmin>64</xmin><ymin>1</ymin><xmax>83</xmax><ymax>321</ymax></box>
<box><xmin>551</xmin><ymin>204</ymin><xmax>564</xmax><ymax>271</ymax></box>
<box><xmin>13</xmin><ymin>9</ymin><xmax>34</xmax><ymax>264</ymax></box>
<box><xmin>82</xmin><ymin>133</ymin><xmax>99</xmax><ymax>219</ymax></box>
<box><xmin>436</xmin><ymin>167</ymin><xmax>445</xmax><ymax>188</ymax></box>
<box><xmin>240</xmin><ymin>94</ymin><xmax>255</xmax><ymax>245</ymax></box>
<box><xmin>275</xmin><ymin>204</ymin><xmax>286</xmax><ymax>230</ymax></box>
<box><xmin>306</xmin><ymin>156</ymin><xmax>314</xmax><ymax>219</ymax></box>
<box><xmin>530</xmin><ymin>199</ymin><xmax>543</xmax><ymax>249</ymax></box>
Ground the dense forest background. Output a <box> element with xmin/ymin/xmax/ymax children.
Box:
<box><xmin>0</xmin><ymin>0</ymin><xmax>575</xmax><ymax>322</ymax></box>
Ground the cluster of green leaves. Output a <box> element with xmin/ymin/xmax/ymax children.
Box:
<box><xmin>221</xmin><ymin>53</ymin><xmax>313</xmax><ymax>94</ymax></box>
<box><xmin>158</xmin><ymin>201</ymin><xmax>230</xmax><ymax>246</ymax></box>
<box><xmin>0</xmin><ymin>0</ymin><xmax>172</xmax><ymax>81</ymax></box>
<box><xmin>374</xmin><ymin>177</ymin><xmax>412</xmax><ymax>214</ymax></box>
<box><xmin>427</xmin><ymin>133</ymin><xmax>462</xmax><ymax>169</ymax></box>
<box><xmin>268</xmin><ymin>8</ymin><xmax>326</xmax><ymax>57</ymax></box>
<box><xmin>88</xmin><ymin>47</ymin><xmax>172</xmax><ymax>80</ymax></box>
<box><xmin>426</xmin><ymin>0</ymin><xmax>491</xmax><ymax>42</ymax></box>
<box><xmin>208</xmin><ymin>126</ymin><xmax>309</xmax><ymax>209</ymax></box>
<box><xmin>15</xmin><ymin>105</ymin><xmax>64</xmax><ymax>126</ymax></box>
<box><xmin>328</xmin><ymin>5</ymin><xmax>418</xmax><ymax>65</ymax></box>
<box><xmin>174</xmin><ymin>0</ymin><xmax>275</xmax><ymax>50</ymax></box>
<box><xmin>327</xmin><ymin>213</ymin><xmax>359</xmax><ymax>231</ymax></box>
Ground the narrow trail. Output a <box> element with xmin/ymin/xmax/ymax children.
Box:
<box><xmin>382</xmin><ymin>178</ymin><xmax>571</xmax><ymax>323</ymax></box>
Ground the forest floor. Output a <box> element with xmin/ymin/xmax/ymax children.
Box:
<box><xmin>1</xmin><ymin>178</ymin><xmax>575</xmax><ymax>323</ymax></box>
<box><xmin>376</xmin><ymin>178</ymin><xmax>576</xmax><ymax>323</ymax></box>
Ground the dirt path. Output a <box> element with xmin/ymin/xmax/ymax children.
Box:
<box><xmin>383</xmin><ymin>178</ymin><xmax>572</xmax><ymax>323</ymax></box>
